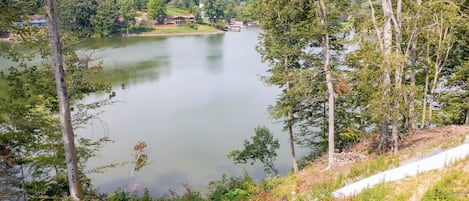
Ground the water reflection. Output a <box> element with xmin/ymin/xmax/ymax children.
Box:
<box><xmin>81</xmin><ymin>36</ymin><xmax>168</xmax><ymax>50</ymax></box>
<box><xmin>205</xmin><ymin>35</ymin><xmax>223</xmax><ymax>74</ymax></box>
<box><xmin>78</xmin><ymin>29</ymin><xmax>301</xmax><ymax>197</ymax></box>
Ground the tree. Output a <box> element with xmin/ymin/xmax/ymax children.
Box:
<box><xmin>203</xmin><ymin>0</ymin><xmax>225</xmax><ymax>25</ymax></box>
<box><xmin>420</xmin><ymin>1</ymin><xmax>464</xmax><ymax>128</ymax></box>
<box><xmin>57</xmin><ymin>0</ymin><xmax>97</xmax><ymax>38</ymax></box>
<box><xmin>92</xmin><ymin>0</ymin><xmax>119</xmax><ymax>37</ymax></box>
<box><xmin>118</xmin><ymin>0</ymin><xmax>137</xmax><ymax>35</ymax></box>
<box><xmin>147</xmin><ymin>0</ymin><xmax>167</xmax><ymax>24</ymax></box>
<box><xmin>0</xmin><ymin>0</ymin><xmax>32</xmax><ymax>35</ymax></box>
<box><xmin>255</xmin><ymin>0</ymin><xmax>310</xmax><ymax>173</ymax></box>
<box><xmin>0</xmin><ymin>29</ymin><xmax>112</xmax><ymax>201</ymax></box>
<box><xmin>227</xmin><ymin>126</ymin><xmax>280</xmax><ymax>175</ymax></box>
<box><xmin>318</xmin><ymin>0</ymin><xmax>335</xmax><ymax>168</ymax></box>
<box><xmin>45</xmin><ymin>0</ymin><xmax>82</xmax><ymax>199</ymax></box>
<box><xmin>134</xmin><ymin>0</ymin><xmax>149</xmax><ymax>10</ymax></box>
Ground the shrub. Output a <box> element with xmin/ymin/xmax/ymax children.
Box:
<box><xmin>208</xmin><ymin>172</ymin><xmax>258</xmax><ymax>201</ymax></box>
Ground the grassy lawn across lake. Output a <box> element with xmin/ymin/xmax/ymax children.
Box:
<box><xmin>129</xmin><ymin>24</ymin><xmax>221</xmax><ymax>35</ymax></box>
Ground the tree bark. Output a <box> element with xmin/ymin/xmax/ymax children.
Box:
<box><xmin>285</xmin><ymin>56</ymin><xmax>298</xmax><ymax>173</ymax></box>
<box><xmin>408</xmin><ymin>0</ymin><xmax>422</xmax><ymax>134</ymax></box>
<box><xmin>427</xmin><ymin>64</ymin><xmax>440</xmax><ymax>128</ymax></box>
<box><xmin>318</xmin><ymin>0</ymin><xmax>334</xmax><ymax>168</ymax></box>
<box><xmin>378</xmin><ymin>0</ymin><xmax>393</xmax><ymax>152</ymax></box>
<box><xmin>390</xmin><ymin>0</ymin><xmax>403</xmax><ymax>154</ymax></box>
<box><xmin>45</xmin><ymin>0</ymin><xmax>82</xmax><ymax>199</ymax></box>
<box><xmin>421</xmin><ymin>65</ymin><xmax>430</xmax><ymax>128</ymax></box>
<box><xmin>408</xmin><ymin>38</ymin><xmax>417</xmax><ymax>133</ymax></box>
<box><xmin>466</xmin><ymin>105</ymin><xmax>469</xmax><ymax>125</ymax></box>
<box><xmin>428</xmin><ymin>24</ymin><xmax>453</xmax><ymax>126</ymax></box>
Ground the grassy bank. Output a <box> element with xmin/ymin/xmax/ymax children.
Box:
<box><xmin>352</xmin><ymin>157</ymin><xmax>469</xmax><ymax>201</ymax></box>
<box><xmin>249</xmin><ymin>125</ymin><xmax>469</xmax><ymax>200</ymax></box>
<box><xmin>128</xmin><ymin>24</ymin><xmax>221</xmax><ymax>36</ymax></box>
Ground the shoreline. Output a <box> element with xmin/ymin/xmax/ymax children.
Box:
<box><xmin>1</xmin><ymin>30</ymin><xmax>226</xmax><ymax>42</ymax></box>
<box><xmin>123</xmin><ymin>30</ymin><xmax>225</xmax><ymax>37</ymax></box>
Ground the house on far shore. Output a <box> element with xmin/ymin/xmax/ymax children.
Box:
<box><xmin>28</xmin><ymin>14</ymin><xmax>46</xmax><ymax>27</ymax></box>
<box><xmin>163</xmin><ymin>15</ymin><xmax>195</xmax><ymax>25</ymax></box>
<box><xmin>1</xmin><ymin>15</ymin><xmax>46</xmax><ymax>39</ymax></box>
<box><xmin>14</xmin><ymin>15</ymin><xmax>47</xmax><ymax>27</ymax></box>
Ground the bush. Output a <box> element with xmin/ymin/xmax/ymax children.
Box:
<box><xmin>214</xmin><ymin>21</ymin><xmax>227</xmax><ymax>30</ymax></box>
<box><xmin>208</xmin><ymin>172</ymin><xmax>258</xmax><ymax>201</ymax></box>
<box><xmin>185</xmin><ymin>23</ymin><xmax>197</xmax><ymax>30</ymax></box>
<box><xmin>107</xmin><ymin>188</ymin><xmax>152</xmax><ymax>201</ymax></box>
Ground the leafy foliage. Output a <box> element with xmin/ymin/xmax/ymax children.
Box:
<box><xmin>227</xmin><ymin>126</ymin><xmax>280</xmax><ymax>175</ymax></box>
<box><xmin>208</xmin><ymin>172</ymin><xmax>258</xmax><ymax>201</ymax></box>
<box><xmin>203</xmin><ymin>0</ymin><xmax>226</xmax><ymax>25</ymax></box>
<box><xmin>148</xmin><ymin>0</ymin><xmax>167</xmax><ymax>24</ymax></box>
<box><xmin>0</xmin><ymin>24</ymin><xmax>112</xmax><ymax>198</ymax></box>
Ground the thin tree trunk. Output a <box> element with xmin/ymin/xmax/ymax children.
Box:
<box><xmin>466</xmin><ymin>105</ymin><xmax>469</xmax><ymax>125</ymax></box>
<box><xmin>427</xmin><ymin>27</ymin><xmax>443</xmax><ymax>127</ymax></box>
<box><xmin>20</xmin><ymin>164</ymin><xmax>27</xmax><ymax>201</ymax></box>
<box><xmin>378</xmin><ymin>0</ymin><xmax>393</xmax><ymax>152</ymax></box>
<box><xmin>403</xmin><ymin>0</ymin><xmax>420</xmax><ymax>133</ymax></box>
<box><xmin>408</xmin><ymin>38</ymin><xmax>417</xmax><ymax>133</ymax></box>
<box><xmin>428</xmin><ymin>24</ymin><xmax>453</xmax><ymax>126</ymax></box>
<box><xmin>421</xmin><ymin>66</ymin><xmax>430</xmax><ymax>128</ymax></box>
<box><xmin>391</xmin><ymin>0</ymin><xmax>403</xmax><ymax>154</ymax></box>
<box><xmin>318</xmin><ymin>0</ymin><xmax>334</xmax><ymax>168</ymax></box>
<box><xmin>427</xmin><ymin>64</ymin><xmax>440</xmax><ymax>128</ymax></box>
<box><xmin>285</xmin><ymin>56</ymin><xmax>298</xmax><ymax>173</ymax></box>
<box><xmin>45</xmin><ymin>0</ymin><xmax>82</xmax><ymax>199</ymax></box>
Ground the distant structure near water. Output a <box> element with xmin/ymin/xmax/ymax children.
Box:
<box><xmin>228</xmin><ymin>20</ymin><xmax>244</xmax><ymax>32</ymax></box>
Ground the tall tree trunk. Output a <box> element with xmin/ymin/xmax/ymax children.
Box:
<box><xmin>391</xmin><ymin>0</ymin><xmax>403</xmax><ymax>153</ymax></box>
<box><xmin>20</xmin><ymin>164</ymin><xmax>27</xmax><ymax>201</ymax></box>
<box><xmin>427</xmin><ymin>24</ymin><xmax>453</xmax><ymax>126</ymax></box>
<box><xmin>45</xmin><ymin>0</ymin><xmax>82</xmax><ymax>199</ymax></box>
<box><xmin>408</xmin><ymin>0</ymin><xmax>422</xmax><ymax>134</ymax></box>
<box><xmin>466</xmin><ymin>105</ymin><xmax>469</xmax><ymax>125</ymax></box>
<box><xmin>318</xmin><ymin>0</ymin><xmax>334</xmax><ymax>168</ymax></box>
<box><xmin>421</xmin><ymin>65</ymin><xmax>430</xmax><ymax>128</ymax></box>
<box><xmin>408</xmin><ymin>38</ymin><xmax>417</xmax><ymax>133</ymax></box>
<box><xmin>285</xmin><ymin>56</ymin><xmax>298</xmax><ymax>173</ymax></box>
<box><xmin>378</xmin><ymin>0</ymin><xmax>393</xmax><ymax>152</ymax></box>
<box><xmin>427</xmin><ymin>63</ymin><xmax>440</xmax><ymax>128</ymax></box>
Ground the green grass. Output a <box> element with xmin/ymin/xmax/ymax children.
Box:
<box><xmin>307</xmin><ymin>174</ymin><xmax>346</xmax><ymax>201</ymax></box>
<box><xmin>422</xmin><ymin>171</ymin><xmax>469</xmax><ymax>201</ymax></box>
<box><xmin>442</xmin><ymin>135</ymin><xmax>466</xmax><ymax>149</ymax></box>
<box><xmin>346</xmin><ymin>155</ymin><xmax>400</xmax><ymax>179</ymax></box>
<box><xmin>349</xmin><ymin>158</ymin><xmax>469</xmax><ymax>201</ymax></box>
<box><xmin>138</xmin><ymin>24</ymin><xmax>219</xmax><ymax>34</ymax></box>
<box><xmin>167</xmin><ymin>6</ymin><xmax>190</xmax><ymax>16</ymax></box>
<box><xmin>354</xmin><ymin>182</ymin><xmax>389</xmax><ymax>201</ymax></box>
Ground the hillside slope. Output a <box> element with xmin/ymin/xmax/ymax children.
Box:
<box><xmin>257</xmin><ymin>125</ymin><xmax>469</xmax><ymax>200</ymax></box>
<box><xmin>333</xmin><ymin>139</ymin><xmax>469</xmax><ymax>199</ymax></box>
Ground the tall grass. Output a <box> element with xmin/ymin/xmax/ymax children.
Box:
<box><xmin>346</xmin><ymin>155</ymin><xmax>400</xmax><ymax>179</ymax></box>
<box><xmin>422</xmin><ymin>171</ymin><xmax>469</xmax><ymax>201</ymax></box>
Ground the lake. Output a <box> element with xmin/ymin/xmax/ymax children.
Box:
<box><xmin>4</xmin><ymin>28</ymin><xmax>306</xmax><ymax>197</ymax></box>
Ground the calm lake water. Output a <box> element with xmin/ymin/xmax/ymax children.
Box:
<box><xmin>3</xmin><ymin>28</ymin><xmax>306</xmax><ymax>197</ymax></box>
